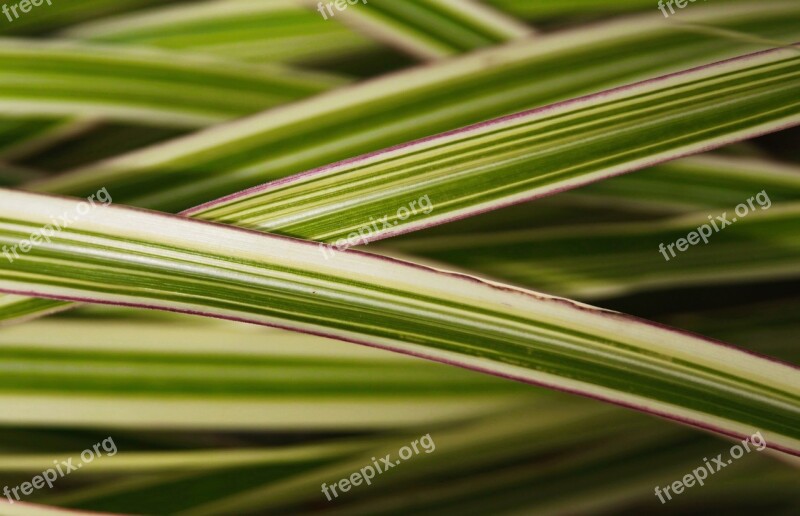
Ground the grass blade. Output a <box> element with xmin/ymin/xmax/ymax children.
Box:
<box><xmin>64</xmin><ymin>0</ymin><xmax>379</xmax><ymax>65</ymax></box>
<box><xmin>35</xmin><ymin>2</ymin><xmax>800</xmax><ymax>210</ymax></box>
<box><xmin>0</xmin><ymin>190</ymin><xmax>798</xmax><ymax>454</ymax></box>
<box><xmin>0</xmin><ymin>39</ymin><xmax>344</xmax><ymax>127</ymax></box>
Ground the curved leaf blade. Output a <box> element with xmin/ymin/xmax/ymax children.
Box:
<box><xmin>36</xmin><ymin>2</ymin><xmax>800</xmax><ymax>210</ymax></box>
<box><xmin>64</xmin><ymin>0</ymin><xmax>379</xmax><ymax>64</ymax></box>
<box><xmin>0</xmin><ymin>316</ymin><xmax>525</xmax><ymax>429</ymax></box>
<box><xmin>323</xmin><ymin>0</ymin><xmax>533</xmax><ymax>59</ymax></box>
<box><xmin>187</xmin><ymin>46</ymin><xmax>800</xmax><ymax>242</ymax></box>
<box><xmin>0</xmin><ymin>190</ymin><xmax>798</xmax><ymax>455</ymax></box>
<box><xmin>0</xmin><ymin>38</ymin><xmax>344</xmax><ymax>127</ymax></box>
<box><xmin>6</xmin><ymin>45</ymin><xmax>800</xmax><ymax>324</ymax></box>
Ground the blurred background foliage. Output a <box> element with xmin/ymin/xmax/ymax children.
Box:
<box><xmin>0</xmin><ymin>1</ymin><xmax>798</xmax><ymax>514</ymax></box>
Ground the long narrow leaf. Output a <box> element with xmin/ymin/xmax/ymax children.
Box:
<box><xmin>64</xmin><ymin>0</ymin><xmax>379</xmax><ymax>64</ymax></box>
<box><xmin>7</xmin><ymin>45</ymin><xmax>800</xmax><ymax>323</ymax></box>
<box><xmin>321</xmin><ymin>0</ymin><xmax>532</xmax><ymax>59</ymax></box>
<box><xmin>0</xmin><ymin>39</ymin><xmax>344</xmax><ymax>127</ymax></box>
<box><xmin>0</xmin><ymin>316</ymin><xmax>520</xmax><ymax>429</ymax></box>
<box><xmin>0</xmin><ymin>190</ymin><xmax>798</xmax><ymax>455</ymax></box>
<box><xmin>35</xmin><ymin>2</ymin><xmax>800</xmax><ymax>209</ymax></box>
<box><xmin>185</xmin><ymin>46</ymin><xmax>800</xmax><ymax>241</ymax></box>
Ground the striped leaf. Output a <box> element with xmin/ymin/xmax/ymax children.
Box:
<box><xmin>319</xmin><ymin>0</ymin><xmax>532</xmax><ymax>59</ymax></box>
<box><xmin>3</xmin><ymin>2</ymin><xmax>799</xmax><ymax>515</ymax></box>
<box><xmin>392</xmin><ymin>154</ymin><xmax>800</xmax><ymax>233</ymax></box>
<box><xmin>36</xmin><ymin>2</ymin><xmax>800</xmax><ymax>210</ymax></box>
<box><xmin>65</xmin><ymin>0</ymin><xmax>531</xmax><ymax>65</ymax></box>
<box><xmin>0</xmin><ymin>316</ymin><xmax>526</xmax><ymax>429</ymax></box>
<box><xmin>0</xmin><ymin>39</ymin><xmax>344</xmax><ymax>127</ymax></box>
<box><xmin>0</xmin><ymin>190</ymin><xmax>798</xmax><ymax>456</ymax></box>
<box><xmin>0</xmin><ymin>0</ymin><xmax>181</xmax><ymax>35</ymax></box>
<box><xmin>64</xmin><ymin>0</ymin><xmax>380</xmax><ymax>65</ymax></box>
<box><xmin>6</xmin><ymin>44</ymin><xmax>800</xmax><ymax>323</ymax></box>
<box><xmin>184</xmin><ymin>46</ymin><xmax>800</xmax><ymax>242</ymax></box>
